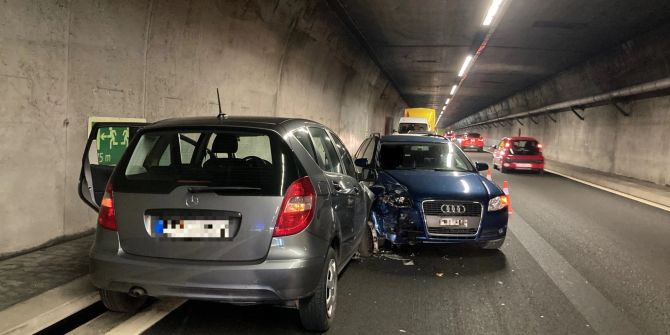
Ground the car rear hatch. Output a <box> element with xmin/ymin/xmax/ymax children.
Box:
<box><xmin>111</xmin><ymin>127</ymin><xmax>303</xmax><ymax>262</ymax></box>
<box><xmin>507</xmin><ymin>139</ymin><xmax>544</xmax><ymax>163</ymax></box>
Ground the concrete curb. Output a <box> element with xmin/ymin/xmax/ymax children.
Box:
<box><xmin>0</xmin><ymin>276</ymin><xmax>99</xmax><ymax>335</ymax></box>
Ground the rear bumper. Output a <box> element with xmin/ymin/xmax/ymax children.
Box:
<box><xmin>503</xmin><ymin>162</ymin><xmax>544</xmax><ymax>170</ymax></box>
<box><xmin>89</xmin><ymin>230</ymin><xmax>326</xmax><ymax>304</ymax></box>
<box><xmin>460</xmin><ymin>144</ymin><xmax>484</xmax><ymax>151</ymax></box>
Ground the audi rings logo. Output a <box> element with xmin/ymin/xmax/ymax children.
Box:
<box><xmin>440</xmin><ymin>204</ymin><xmax>466</xmax><ymax>214</ymax></box>
<box><xmin>186</xmin><ymin>194</ymin><xmax>199</xmax><ymax>207</ymax></box>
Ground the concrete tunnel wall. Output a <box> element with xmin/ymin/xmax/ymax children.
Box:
<box><xmin>457</xmin><ymin>24</ymin><xmax>670</xmax><ymax>187</ymax></box>
<box><xmin>0</xmin><ymin>0</ymin><xmax>407</xmax><ymax>256</ymax></box>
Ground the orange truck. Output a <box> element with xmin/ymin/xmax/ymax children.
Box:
<box><xmin>398</xmin><ymin>108</ymin><xmax>436</xmax><ymax>133</ymax></box>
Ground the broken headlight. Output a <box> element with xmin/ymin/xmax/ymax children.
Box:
<box><xmin>381</xmin><ymin>184</ymin><xmax>413</xmax><ymax>208</ymax></box>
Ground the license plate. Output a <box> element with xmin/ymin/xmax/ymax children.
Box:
<box><xmin>154</xmin><ymin>219</ymin><xmax>230</xmax><ymax>238</ymax></box>
<box><xmin>516</xmin><ymin>163</ymin><xmax>532</xmax><ymax>168</ymax></box>
<box><xmin>440</xmin><ymin>218</ymin><xmax>468</xmax><ymax>226</ymax></box>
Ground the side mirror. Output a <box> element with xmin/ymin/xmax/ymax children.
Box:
<box><xmin>354</xmin><ymin>158</ymin><xmax>370</xmax><ymax>168</ymax></box>
<box><xmin>475</xmin><ymin>162</ymin><xmax>489</xmax><ymax>171</ymax></box>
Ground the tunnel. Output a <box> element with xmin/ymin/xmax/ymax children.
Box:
<box><xmin>0</xmin><ymin>0</ymin><xmax>669</xmax><ymax>334</ymax></box>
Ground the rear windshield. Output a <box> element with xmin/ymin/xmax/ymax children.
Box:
<box><xmin>379</xmin><ymin>142</ymin><xmax>474</xmax><ymax>172</ymax></box>
<box><xmin>464</xmin><ymin>133</ymin><xmax>481</xmax><ymax>138</ymax></box>
<box><xmin>510</xmin><ymin>140</ymin><xmax>540</xmax><ymax>155</ymax></box>
<box><xmin>399</xmin><ymin>123</ymin><xmax>428</xmax><ymax>134</ymax></box>
<box><xmin>114</xmin><ymin>128</ymin><xmax>302</xmax><ymax>195</ymax></box>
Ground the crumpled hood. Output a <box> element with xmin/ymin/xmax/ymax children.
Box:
<box><xmin>379</xmin><ymin>170</ymin><xmax>493</xmax><ymax>201</ymax></box>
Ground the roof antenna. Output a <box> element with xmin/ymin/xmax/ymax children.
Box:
<box><xmin>216</xmin><ymin>88</ymin><xmax>227</xmax><ymax>119</ymax></box>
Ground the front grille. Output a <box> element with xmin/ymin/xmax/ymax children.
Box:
<box><xmin>428</xmin><ymin>227</ymin><xmax>478</xmax><ymax>235</ymax></box>
<box><xmin>422</xmin><ymin>201</ymin><xmax>482</xmax><ymax>217</ymax></box>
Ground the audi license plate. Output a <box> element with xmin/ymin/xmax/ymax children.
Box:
<box><xmin>516</xmin><ymin>163</ymin><xmax>532</xmax><ymax>168</ymax></box>
<box><xmin>154</xmin><ymin>219</ymin><xmax>229</xmax><ymax>238</ymax></box>
<box><xmin>440</xmin><ymin>217</ymin><xmax>468</xmax><ymax>226</ymax></box>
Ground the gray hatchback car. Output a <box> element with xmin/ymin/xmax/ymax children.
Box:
<box><xmin>79</xmin><ymin>116</ymin><xmax>370</xmax><ymax>331</ymax></box>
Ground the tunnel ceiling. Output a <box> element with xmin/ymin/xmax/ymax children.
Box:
<box><xmin>333</xmin><ymin>0</ymin><xmax>670</xmax><ymax>127</ymax></box>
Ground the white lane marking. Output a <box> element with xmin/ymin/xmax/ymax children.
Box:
<box><xmin>0</xmin><ymin>276</ymin><xmax>99</xmax><ymax>335</ymax></box>
<box><xmin>67</xmin><ymin>310</ymin><xmax>131</xmax><ymax>335</ymax></box>
<box><xmin>105</xmin><ymin>298</ymin><xmax>185</xmax><ymax>335</ymax></box>
<box><xmin>509</xmin><ymin>214</ymin><xmax>640</xmax><ymax>335</ymax></box>
<box><xmin>545</xmin><ymin>168</ymin><xmax>670</xmax><ymax>213</ymax></box>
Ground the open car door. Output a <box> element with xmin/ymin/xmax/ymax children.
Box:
<box><xmin>79</xmin><ymin>122</ymin><xmax>147</xmax><ymax>211</ymax></box>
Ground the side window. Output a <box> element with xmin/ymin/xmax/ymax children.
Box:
<box><xmin>355</xmin><ymin>138</ymin><xmax>371</xmax><ymax>159</ymax></box>
<box><xmin>309</xmin><ymin>127</ymin><xmax>343</xmax><ymax>174</ymax></box>
<box><xmin>178</xmin><ymin>133</ymin><xmax>199</xmax><ymax>164</ymax></box>
<box><xmin>293</xmin><ymin>127</ymin><xmax>318</xmax><ymax>162</ymax></box>
<box><xmin>328</xmin><ymin>131</ymin><xmax>356</xmax><ymax>178</ymax></box>
<box><xmin>362</xmin><ymin>138</ymin><xmax>377</xmax><ymax>163</ymax></box>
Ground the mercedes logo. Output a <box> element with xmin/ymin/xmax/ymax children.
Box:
<box><xmin>441</xmin><ymin>204</ymin><xmax>466</xmax><ymax>214</ymax></box>
<box><xmin>186</xmin><ymin>194</ymin><xmax>199</xmax><ymax>207</ymax></box>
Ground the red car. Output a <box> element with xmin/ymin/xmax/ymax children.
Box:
<box><xmin>492</xmin><ymin>137</ymin><xmax>545</xmax><ymax>173</ymax></box>
<box><xmin>458</xmin><ymin>132</ymin><xmax>485</xmax><ymax>151</ymax></box>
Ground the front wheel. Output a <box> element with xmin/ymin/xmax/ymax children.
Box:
<box><xmin>299</xmin><ymin>247</ymin><xmax>337</xmax><ymax>332</ymax></box>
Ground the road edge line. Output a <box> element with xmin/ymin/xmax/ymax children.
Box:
<box><xmin>545</xmin><ymin>168</ymin><xmax>670</xmax><ymax>212</ymax></box>
<box><xmin>105</xmin><ymin>298</ymin><xmax>185</xmax><ymax>335</ymax></box>
<box><xmin>0</xmin><ymin>276</ymin><xmax>99</xmax><ymax>335</ymax></box>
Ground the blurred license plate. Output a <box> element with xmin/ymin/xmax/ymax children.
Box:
<box><xmin>154</xmin><ymin>219</ymin><xmax>229</xmax><ymax>238</ymax></box>
<box><xmin>516</xmin><ymin>163</ymin><xmax>532</xmax><ymax>168</ymax></box>
<box><xmin>440</xmin><ymin>218</ymin><xmax>467</xmax><ymax>226</ymax></box>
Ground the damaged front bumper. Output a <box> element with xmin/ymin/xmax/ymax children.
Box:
<box><xmin>370</xmin><ymin>201</ymin><xmax>508</xmax><ymax>245</ymax></box>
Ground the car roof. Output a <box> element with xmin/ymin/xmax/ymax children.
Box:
<box><xmin>143</xmin><ymin>116</ymin><xmax>322</xmax><ymax>134</ymax></box>
<box><xmin>505</xmin><ymin>136</ymin><xmax>538</xmax><ymax>141</ymax></box>
<box><xmin>380</xmin><ymin>134</ymin><xmax>450</xmax><ymax>144</ymax></box>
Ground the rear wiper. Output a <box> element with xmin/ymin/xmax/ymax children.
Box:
<box><xmin>188</xmin><ymin>186</ymin><xmax>262</xmax><ymax>193</ymax></box>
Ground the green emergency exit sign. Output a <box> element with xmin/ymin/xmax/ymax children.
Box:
<box><xmin>96</xmin><ymin>126</ymin><xmax>130</xmax><ymax>165</ymax></box>
<box><xmin>88</xmin><ymin>117</ymin><xmax>146</xmax><ymax>166</ymax></box>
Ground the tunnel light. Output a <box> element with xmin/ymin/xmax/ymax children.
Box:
<box><xmin>458</xmin><ymin>55</ymin><xmax>473</xmax><ymax>77</ymax></box>
<box><xmin>445</xmin><ymin>98</ymin><xmax>451</xmax><ymax>105</ymax></box>
<box><xmin>450</xmin><ymin>85</ymin><xmax>458</xmax><ymax>95</ymax></box>
<box><xmin>483</xmin><ymin>0</ymin><xmax>504</xmax><ymax>26</ymax></box>
<box><xmin>442</xmin><ymin>106</ymin><xmax>446</xmax><ymax>111</ymax></box>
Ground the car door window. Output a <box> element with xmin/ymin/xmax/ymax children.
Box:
<box><xmin>309</xmin><ymin>127</ymin><xmax>343</xmax><ymax>174</ymax></box>
<box><xmin>362</xmin><ymin>137</ymin><xmax>377</xmax><ymax>164</ymax></box>
<box><xmin>293</xmin><ymin>127</ymin><xmax>318</xmax><ymax>162</ymax></box>
<box><xmin>355</xmin><ymin>138</ymin><xmax>371</xmax><ymax>159</ymax></box>
<box><xmin>328</xmin><ymin>131</ymin><xmax>356</xmax><ymax>178</ymax></box>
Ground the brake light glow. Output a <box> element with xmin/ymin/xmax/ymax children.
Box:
<box><xmin>504</xmin><ymin>142</ymin><xmax>510</xmax><ymax>148</ymax></box>
<box><xmin>98</xmin><ymin>182</ymin><xmax>118</xmax><ymax>231</ymax></box>
<box><xmin>273</xmin><ymin>176</ymin><xmax>316</xmax><ymax>237</ymax></box>
<box><xmin>537</xmin><ymin>143</ymin><xmax>543</xmax><ymax>149</ymax></box>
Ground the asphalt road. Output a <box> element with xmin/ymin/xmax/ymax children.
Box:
<box><xmin>142</xmin><ymin>152</ymin><xmax>670</xmax><ymax>335</ymax></box>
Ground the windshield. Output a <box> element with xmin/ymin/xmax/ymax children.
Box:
<box><xmin>398</xmin><ymin>123</ymin><xmax>428</xmax><ymax>134</ymax></box>
<box><xmin>116</xmin><ymin>128</ymin><xmax>302</xmax><ymax>195</ymax></box>
<box><xmin>379</xmin><ymin>142</ymin><xmax>474</xmax><ymax>172</ymax></box>
<box><xmin>510</xmin><ymin>140</ymin><xmax>540</xmax><ymax>155</ymax></box>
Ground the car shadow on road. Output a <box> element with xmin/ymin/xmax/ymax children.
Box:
<box><xmin>351</xmin><ymin>243</ymin><xmax>508</xmax><ymax>279</ymax></box>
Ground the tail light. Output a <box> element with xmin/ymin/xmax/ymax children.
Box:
<box><xmin>98</xmin><ymin>182</ymin><xmax>118</xmax><ymax>231</ymax></box>
<box><xmin>273</xmin><ymin>176</ymin><xmax>316</xmax><ymax>237</ymax></box>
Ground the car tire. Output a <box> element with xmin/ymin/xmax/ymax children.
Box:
<box><xmin>357</xmin><ymin>222</ymin><xmax>375</xmax><ymax>257</ymax></box>
<box><xmin>299</xmin><ymin>247</ymin><xmax>337</xmax><ymax>332</ymax></box>
<box><xmin>99</xmin><ymin>289</ymin><xmax>149</xmax><ymax>313</ymax></box>
<box><xmin>538</xmin><ymin>169</ymin><xmax>545</xmax><ymax>175</ymax></box>
<box><xmin>479</xmin><ymin>238</ymin><xmax>505</xmax><ymax>250</ymax></box>
<box><xmin>500</xmin><ymin>166</ymin><xmax>509</xmax><ymax>173</ymax></box>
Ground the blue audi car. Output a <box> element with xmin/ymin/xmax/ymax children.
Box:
<box><xmin>354</xmin><ymin>134</ymin><xmax>508</xmax><ymax>251</ymax></box>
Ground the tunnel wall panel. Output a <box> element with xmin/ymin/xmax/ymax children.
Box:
<box><xmin>0</xmin><ymin>0</ymin><xmax>406</xmax><ymax>256</ymax></box>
